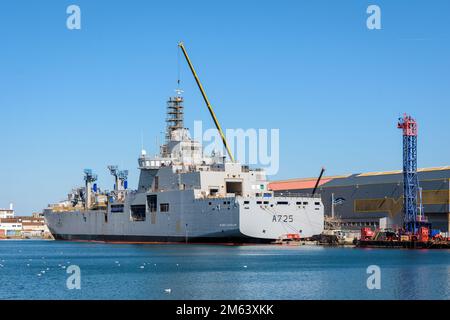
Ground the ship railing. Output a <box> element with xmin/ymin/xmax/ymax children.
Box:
<box><xmin>276</xmin><ymin>192</ymin><xmax>322</xmax><ymax>199</ymax></box>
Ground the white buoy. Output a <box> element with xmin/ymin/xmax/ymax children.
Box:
<box><xmin>164</xmin><ymin>289</ymin><xmax>172</xmax><ymax>294</ymax></box>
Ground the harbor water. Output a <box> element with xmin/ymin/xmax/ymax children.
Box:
<box><xmin>0</xmin><ymin>240</ymin><xmax>448</xmax><ymax>300</ymax></box>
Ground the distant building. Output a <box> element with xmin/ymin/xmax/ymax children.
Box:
<box><xmin>20</xmin><ymin>215</ymin><xmax>51</xmax><ymax>238</ymax></box>
<box><xmin>0</xmin><ymin>203</ymin><xmax>15</xmax><ymax>219</ymax></box>
<box><xmin>0</xmin><ymin>212</ymin><xmax>52</xmax><ymax>239</ymax></box>
<box><xmin>269</xmin><ymin>166</ymin><xmax>450</xmax><ymax>233</ymax></box>
<box><xmin>0</xmin><ymin>218</ymin><xmax>22</xmax><ymax>238</ymax></box>
<box><xmin>32</xmin><ymin>212</ymin><xmax>43</xmax><ymax>219</ymax></box>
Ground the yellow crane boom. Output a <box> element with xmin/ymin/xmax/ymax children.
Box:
<box><xmin>178</xmin><ymin>42</ymin><xmax>235</xmax><ymax>162</ymax></box>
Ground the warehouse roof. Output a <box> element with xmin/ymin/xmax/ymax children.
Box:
<box><xmin>269</xmin><ymin>166</ymin><xmax>450</xmax><ymax>190</ymax></box>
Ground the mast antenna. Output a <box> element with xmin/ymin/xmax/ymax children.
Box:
<box><xmin>177</xmin><ymin>44</ymin><xmax>181</xmax><ymax>89</ymax></box>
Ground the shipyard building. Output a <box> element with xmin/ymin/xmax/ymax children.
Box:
<box><xmin>0</xmin><ymin>204</ymin><xmax>51</xmax><ymax>239</ymax></box>
<box><xmin>269</xmin><ymin>166</ymin><xmax>450</xmax><ymax>233</ymax></box>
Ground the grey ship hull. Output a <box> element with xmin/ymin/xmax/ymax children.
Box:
<box><xmin>44</xmin><ymin>190</ymin><xmax>324</xmax><ymax>244</ymax></box>
<box><xmin>51</xmin><ymin>233</ymin><xmax>268</xmax><ymax>244</ymax></box>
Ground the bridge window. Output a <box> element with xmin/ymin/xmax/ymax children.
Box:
<box><xmin>226</xmin><ymin>182</ymin><xmax>243</xmax><ymax>196</ymax></box>
<box><xmin>147</xmin><ymin>195</ymin><xmax>157</xmax><ymax>212</ymax></box>
<box><xmin>160</xmin><ymin>203</ymin><xmax>170</xmax><ymax>212</ymax></box>
<box><xmin>111</xmin><ymin>204</ymin><xmax>124</xmax><ymax>213</ymax></box>
<box><xmin>131</xmin><ymin>205</ymin><xmax>146</xmax><ymax>221</ymax></box>
<box><xmin>209</xmin><ymin>188</ymin><xmax>219</xmax><ymax>197</ymax></box>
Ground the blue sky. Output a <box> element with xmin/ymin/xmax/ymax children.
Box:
<box><xmin>0</xmin><ymin>0</ymin><xmax>449</xmax><ymax>215</ymax></box>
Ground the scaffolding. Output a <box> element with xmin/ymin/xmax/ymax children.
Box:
<box><xmin>161</xmin><ymin>94</ymin><xmax>184</xmax><ymax>157</ymax></box>
<box><xmin>166</xmin><ymin>95</ymin><xmax>184</xmax><ymax>138</ymax></box>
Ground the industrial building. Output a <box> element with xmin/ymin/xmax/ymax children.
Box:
<box><xmin>0</xmin><ymin>210</ymin><xmax>52</xmax><ymax>239</ymax></box>
<box><xmin>20</xmin><ymin>214</ymin><xmax>52</xmax><ymax>238</ymax></box>
<box><xmin>269</xmin><ymin>166</ymin><xmax>450</xmax><ymax>233</ymax></box>
<box><xmin>0</xmin><ymin>218</ymin><xmax>22</xmax><ymax>237</ymax></box>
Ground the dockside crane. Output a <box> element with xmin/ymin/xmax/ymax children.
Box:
<box><xmin>108</xmin><ymin>165</ymin><xmax>129</xmax><ymax>191</ymax></box>
<box><xmin>117</xmin><ymin>170</ymin><xmax>129</xmax><ymax>190</ymax></box>
<box><xmin>83</xmin><ymin>169</ymin><xmax>98</xmax><ymax>210</ymax></box>
<box><xmin>397</xmin><ymin>114</ymin><xmax>428</xmax><ymax>234</ymax></box>
<box><xmin>357</xmin><ymin>115</ymin><xmax>447</xmax><ymax>247</ymax></box>
<box><xmin>312</xmin><ymin>167</ymin><xmax>326</xmax><ymax>196</ymax></box>
<box><xmin>178</xmin><ymin>42</ymin><xmax>235</xmax><ymax>162</ymax></box>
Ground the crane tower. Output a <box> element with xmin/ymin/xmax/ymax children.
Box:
<box><xmin>397</xmin><ymin>114</ymin><xmax>425</xmax><ymax>233</ymax></box>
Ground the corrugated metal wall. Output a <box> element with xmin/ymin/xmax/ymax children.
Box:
<box><xmin>273</xmin><ymin>169</ymin><xmax>450</xmax><ymax>232</ymax></box>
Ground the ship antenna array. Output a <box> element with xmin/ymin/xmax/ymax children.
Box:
<box><xmin>177</xmin><ymin>45</ymin><xmax>181</xmax><ymax>89</ymax></box>
<box><xmin>177</xmin><ymin>42</ymin><xmax>235</xmax><ymax>162</ymax></box>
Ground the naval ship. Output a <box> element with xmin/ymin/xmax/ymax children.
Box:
<box><xmin>43</xmin><ymin>43</ymin><xmax>324</xmax><ymax>243</ymax></box>
<box><xmin>44</xmin><ymin>93</ymin><xmax>324</xmax><ymax>243</ymax></box>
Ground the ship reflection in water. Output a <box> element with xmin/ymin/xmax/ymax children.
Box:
<box><xmin>0</xmin><ymin>241</ymin><xmax>448</xmax><ymax>300</ymax></box>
